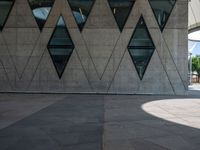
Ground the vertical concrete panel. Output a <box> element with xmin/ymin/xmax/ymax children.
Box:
<box><xmin>1</xmin><ymin>0</ymin><xmax>40</xmax><ymax>91</ymax></box>
<box><xmin>108</xmin><ymin>51</ymin><xmax>140</xmax><ymax>94</ymax></box>
<box><xmin>28</xmin><ymin>49</ymin><xmax>92</xmax><ymax>93</ymax></box>
<box><xmin>0</xmin><ymin>0</ymin><xmax>188</xmax><ymax>95</ymax></box>
<box><xmin>83</xmin><ymin>29</ymin><xmax>120</xmax><ymax>78</ymax></box>
<box><xmin>82</xmin><ymin>1</ymin><xmax>120</xmax><ymax>77</ymax></box>
<box><xmin>137</xmin><ymin>50</ymin><xmax>174</xmax><ymax>95</ymax></box>
<box><xmin>139</xmin><ymin>0</ymin><xmax>187</xmax><ymax>95</ymax></box>
<box><xmin>0</xmin><ymin>34</ymin><xmax>16</xmax><ymax>90</ymax></box>
<box><xmin>0</xmin><ymin>36</ymin><xmax>12</xmax><ymax>91</ymax></box>
<box><xmin>3</xmin><ymin>28</ymin><xmax>40</xmax><ymax>78</ymax></box>
<box><xmin>0</xmin><ymin>58</ymin><xmax>12</xmax><ymax>91</ymax></box>
<box><xmin>163</xmin><ymin>0</ymin><xmax>188</xmax><ymax>89</ymax></box>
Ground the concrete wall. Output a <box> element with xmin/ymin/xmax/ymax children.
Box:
<box><xmin>0</xmin><ymin>0</ymin><xmax>188</xmax><ymax>95</ymax></box>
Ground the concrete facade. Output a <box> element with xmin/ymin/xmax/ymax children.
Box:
<box><xmin>0</xmin><ymin>0</ymin><xmax>188</xmax><ymax>95</ymax></box>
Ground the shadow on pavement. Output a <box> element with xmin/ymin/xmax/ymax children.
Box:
<box><xmin>0</xmin><ymin>94</ymin><xmax>199</xmax><ymax>150</ymax></box>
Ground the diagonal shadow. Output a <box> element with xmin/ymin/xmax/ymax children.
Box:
<box><xmin>0</xmin><ymin>94</ymin><xmax>199</xmax><ymax>150</ymax></box>
<box><xmin>103</xmin><ymin>95</ymin><xmax>200</xmax><ymax>150</ymax></box>
<box><xmin>0</xmin><ymin>95</ymin><xmax>104</xmax><ymax>150</ymax></box>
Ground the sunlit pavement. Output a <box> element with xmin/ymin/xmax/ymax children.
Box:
<box><xmin>0</xmin><ymin>94</ymin><xmax>200</xmax><ymax>150</ymax></box>
<box><xmin>188</xmin><ymin>84</ymin><xmax>200</xmax><ymax>95</ymax></box>
<box><xmin>189</xmin><ymin>84</ymin><xmax>200</xmax><ymax>90</ymax></box>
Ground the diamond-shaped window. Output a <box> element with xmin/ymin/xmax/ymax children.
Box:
<box><xmin>47</xmin><ymin>16</ymin><xmax>74</xmax><ymax>79</ymax></box>
<box><xmin>28</xmin><ymin>0</ymin><xmax>55</xmax><ymax>31</ymax></box>
<box><xmin>149</xmin><ymin>0</ymin><xmax>176</xmax><ymax>32</ymax></box>
<box><xmin>108</xmin><ymin>0</ymin><xmax>135</xmax><ymax>32</ymax></box>
<box><xmin>0</xmin><ymin>0</ymin><xmax>15</xmax><ymax>31</ymax></box>
<box><xmin>68</xmin><ymin>0</ymin><xmax>95</xmax><ymax>31</ymax></box>
<box><xmin>128</xmin><ymin>16</ymin><xmax>155</xmax><ymax>80</ymax></box>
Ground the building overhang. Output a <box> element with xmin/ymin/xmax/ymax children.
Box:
<box><xmin>188</xmin><ymin>0</ymin><xmax>200</xmax><ymax>42</ymax></box>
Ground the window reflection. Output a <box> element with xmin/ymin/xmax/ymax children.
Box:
<box><xmin>47</xmin><ymin>16</ymin><xmax>74</xmax><ymax>78</ymax></box>
<box><xmin>28</xmin><ymin>0</ymin><xmax>55</xmax><ymax>31</ymax></box>
<box><xmin>108</xmin><ymin>0</ymin><xmax>135</xmax><ymax>32</ymax></box>
<box><xmin>68</xmin><ymin>0</ymin><xmax>95</xmax><ymax>31</ymax></box>
<box><xmin>128</xmin><ymin>17</ymin><xmax>155</xmax><ymax>80</ymax></box>
<box><xmin>0</xmin><ymin>0</ymin><xmax>14</xmax><ymax>30</ymax></box>
<box><xmin>149</xmin><ymin>0</ymin><xmax>176</xmax><ymax>31</ymax></box>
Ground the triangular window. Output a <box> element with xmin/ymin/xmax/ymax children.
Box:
<box><xmin>107</xmin><ymin>0</ymin><xmax>135</xmax><ymax>32</ymax></box>
<box><xmin>68</xmin><ymin>0</ymin><xmax>95</xmax><ymax>31</ymax></box>
<box><xmin>28</xmin><ymin>0</ymin><xmax>55</xmax><ymax>31</ymax></box>
<box><xmin>149</xmin><ymin>0</ymin><xmax>176</xmax><ymax>31</ymax></box>
<box><xmin>0</xmin><ymin>0</ymin><xmax>15</xmax><ymax>31</ymax></box>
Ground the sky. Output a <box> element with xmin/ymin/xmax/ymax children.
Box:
<box><xmin>188</xmin><ymin>40</ymin><xmax>200</xmax><ymax>56</ymax></box>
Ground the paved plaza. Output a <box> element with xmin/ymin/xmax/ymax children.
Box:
<box><xmin>0</xmin><ymin>94</ymin><xmax>200</xmax><ymax>150</ymax></box>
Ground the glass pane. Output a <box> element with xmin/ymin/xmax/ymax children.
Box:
<box><xmin>68</xmin><ymin>0</ymin><xmax>95</xmax><ymax>31</ymax></box>
<box><xmin>49</xmin><ymin>16</ymin><xmax>74</xmax><ymax>46</ymax></box>
<box><xmin>128</xmin><ymin>16</ymin><xmax>155</xmax><ymax>80</ymax></box>
<box><xmin>129</xmin><ymin>17</ymin><xmax>154</xmax><ymax>47</ymax></box>
<box><xmin>0</xmin><ymin>0</ymin><xmax>14</xmax><ymax>30</ymax></box>
<box><xmin>47</xmin><ymin>16</ymin><xmax>74</xmax><ymax>78</ymax></box>
<box><xmin>108</xmin><ymin>0</ymin><xmax>135</xmax><ymax>32</ymax></box>
<box><xmin>49</xmin><ymin>48</ymin><xmax>73</xmax><ymax>77</ymax></box>
<box><xmin>129</xmin><ymin>48</ymin><xmax>154</xmax><ymax>79</ymax></box>
<box><xmin>28</xmin><ymin>0</ymin><xmax>55</xmax><ymax>31</ymax></box>
<box><xmin>149</xmin><ymin>0</ymin><xmax>176</xmax><ymax>31</ymax></box>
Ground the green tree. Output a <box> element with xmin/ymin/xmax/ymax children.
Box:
<box><xmin>192</xmin><ymin>56</ymin><xmax>200</xmax><ymax>82</ymax></box>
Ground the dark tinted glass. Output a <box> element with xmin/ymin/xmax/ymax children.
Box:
<box><xmin>108</xmin><ymin>0</ymin><xmax>135</xmax><ymax>32</ymax></box>
<box><xmin>48</xmin><ymin>48</ymin><xmax>73</xmax><ymax>76</ymax></box>
<box><xmin>128</xmin><ymin>16</ymin><xmax>155</xmax><ymax>80</ymax></box>
<box><xmin>28</xmin><ymin>0</ymin><xmax>55</xmax><ymax>31</ymax></box>
<box><xmin>0</xmin><ymin>0</ymin><xmax>14</xmax><ymax>30</ymax></box>
<box><xmin>129</xmin><ymin>20</ymin><xmax>154</xmax><ymax>47</ymax></box>
<box><xmin>149</xmin><ymin>0</ymin><xmax>176</xmax><ymax>31</ymax></box>
<box><xmin>49</xmin><ymin>18</ymin><xmax>73</xmax><ymax>46</ymax></box>
<box><xmin>68</xmin><ymin>0</ymin><xmax>95</xmax><ymax>31</ymax></box>
<box><xmin>47</xmin><ymin>16</ymin><xmax>74</xmax><ymax>78</ymax></box>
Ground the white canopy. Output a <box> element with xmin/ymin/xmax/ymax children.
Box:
<box><xmin>188</xmin><ymin>0</ymin><xmax>200</xmax><ymax>42</ymax></box>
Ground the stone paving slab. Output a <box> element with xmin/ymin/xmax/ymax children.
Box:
<box><xmin>0</xmin><ymin>94</ymin><xmax>64</xmax><ymax>129</ymax></box>
<box><xmin>0</xmin><ymin>94</ymin><xmax>200</xmax><ymax>150</ymax></box>
<box><xmin>0</xmin><ymin>95</ymin><xmax>104</xmax><ymax>150</ymax></box>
